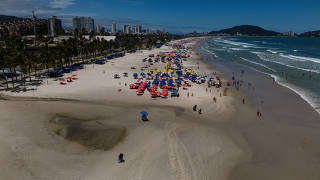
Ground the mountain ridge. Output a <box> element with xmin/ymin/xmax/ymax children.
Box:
<box><xmin>209</xmin><ymin>25</ymin><xmax>281</xmax><ymax>36</ymax></box>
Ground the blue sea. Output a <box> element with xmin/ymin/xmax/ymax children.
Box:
<box><xmin>196</xmin><ymin>37</ymin><xmax>320</xmax><ymax>114</ymax></box>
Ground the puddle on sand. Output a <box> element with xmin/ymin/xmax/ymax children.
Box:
<box><xmin>51</xmin><ymin>116</ymin><xmax>126</xmax><ymax>150</ymax></box>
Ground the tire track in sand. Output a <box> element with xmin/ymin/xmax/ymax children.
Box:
<box><xmin>167</xmin><ymin>124</ymin><xmax>198</xmax><ymax>180</ymax></box>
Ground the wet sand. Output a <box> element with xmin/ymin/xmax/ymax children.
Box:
<box><xmin>197</xmin><ymin>41</ymin><xmax>320</xmax><ymax>180</ymax></box>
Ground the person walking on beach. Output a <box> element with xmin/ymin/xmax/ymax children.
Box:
<box><xmin>193</xmin><ymin>105</ymin><xmax>197</xmax><ymax>111</ymax></box>
<box><xmin>242</xmin><ymin>98</ymin><xmax>245</xmax><ymax>104</ymax></box>
<box><xmin>118</xmin><ymin>153</ymin><xmax>125</xmax><ymax>163</ymax></box>
<box><xmin>213</xmin><ymin>97</ymin><xmax>217</xmax><ymax>103</ymax></box>
<box><xmin>257</xmin><ymin>110</ymin><xmax>262</xmax><ymax>118</ymax></box>
<box><xmin>198</xmin><ymin>108</ymin><xmax>202</xmax><ymax>114</ymax></box>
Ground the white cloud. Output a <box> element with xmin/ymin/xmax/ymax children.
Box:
<box><xmin>49</xmin><ymin>0</ymin><xmax>76</xmax><ymax>9</ymax></box>
<box><xmin>0</xmin><ymin>0</ymin><xmax>76</xmax><ymax>16</ymax></box>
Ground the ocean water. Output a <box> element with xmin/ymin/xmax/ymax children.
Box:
<box><xmin>196</xmin><ymin>37</ymin><xmax>320</xmax><ymax>114</ymax></box>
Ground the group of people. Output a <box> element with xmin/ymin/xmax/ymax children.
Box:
<box><xmin>193</xmin><ymin>105</ymin><xmax>202</xmax><ymax>114</ymax></box>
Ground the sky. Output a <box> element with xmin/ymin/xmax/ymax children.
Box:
<box><xmin>1</xmin><ymin>0</ymin><xmax>320</xmax><ymax>34</ymax></box>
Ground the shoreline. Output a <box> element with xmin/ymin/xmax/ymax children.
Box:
<box><xmin>196</xmin><ymin>38</ymin><xmax>320</xmax><ymax>180</ymax></box>
<box><xmin>199</xmin><ymin>36</ymin><xmax>320</xmax><ymax>116</ymax></box>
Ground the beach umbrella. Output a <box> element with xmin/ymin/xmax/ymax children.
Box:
<box><xmin>140</xmin><ymin>111</ymin><xmax>148</xmax><ymax>116</ymax></box>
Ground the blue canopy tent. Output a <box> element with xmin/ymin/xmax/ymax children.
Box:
<box><xmin>95</xmin><ymin>59</ymin><xmax>106</xmax><ymax>64</ymax></box>
<box><xmin>167</xmin><ymin>80</ymin><xmax>173</xmax><ymax>87</ymax></box>
<box><xmin>63</xmin><ymin>66</ymin><xmax>72</xmax><ymax>73</ymax></box>
<box><xmin>170</xmin><ymin>89</ymin><xmax>179</xmax><ymax>93</ymax></box>
<box><xmin>176</xmin><ymin>70</ymin><xmax>183</xmax><ymax>77</ymax></box>
<box><xmin>152</xmin><ymin>79</ymin><xmax>159</xmax><ymax>85</ymax></box>
<box><xmin>48</xmin><ymin>69</ymin><xmax>64</xmax><ymax>78</ymax></box>
<box><xmin>175</xmin><ymin>79</ymin><xmax>182</xmax><ymax>83</ymax></box>
<box><xmin>71</xmin><ymin>64</ymin><xmax>81</xmax><ymax>70</ymax></box>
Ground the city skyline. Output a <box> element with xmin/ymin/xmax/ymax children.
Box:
<box><xmin>0</xmin><ymin>0</ymin><xmax>320</xmax><ymax>33</ymax></box>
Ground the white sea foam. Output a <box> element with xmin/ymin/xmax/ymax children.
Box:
<box><xmin>240</xmin><ymin>57</ymin><xmax>277</xmax><ymax>72</ymax></box>
<box><xmin>213</xmin><ymin>38</ymin><xmax>259</xmax><ymax>49</ymax></box>
<box><xmin>252</xmin><ymin>51</ymin><xmax>320</xmax><ymax>74</ymax></box>
<box><xmin>242</xmin><ymin>62</ymin><xmax>320</xmax><ymax>115</ymax></box>
<box><xmin>230</xmin><ymin>48</ymin><xmax>246</xmax><ymax>51</ymax></box>
<box><xmin>266</xmin><ymin>49</ymin><xmax>278</xmax><ymax>54</ymax></box>
<box><xmin>201</xmin><ymin>46</ymin><xmax>218</xmax><ymax>58</ymax></box>
<box><xmin>272</xmin><ymin>77</ymin><xmax>320</xmax><ymax>115</ymax></box>
<box><xmin>280</xmin><ymin>54</ymin><xmax>320</xmax><ymax>64</ymax></box>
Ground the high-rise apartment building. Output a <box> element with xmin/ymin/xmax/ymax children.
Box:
<box><xmin>123</xmin><ymin>24</ymin><xmax>130</xmax><ymax>34</ymax></box>
<box><xmin>72</xmin><ymin>17</ymin><xmax>95</xmax><ymax>33</ymax></box>
<box><xmin>95</xmin><ymin>24</ymin><xmax>101</xmax><ymax>33</ymax></box>
<box><xmin>111</xmin><ymin>22</ymin><xmax>117</xmax><ymax>34</ymax></box>
<box><xmin>131</xmin><ymin>25</ymin><xmax>142</xmax><ymax>34</ymax></box>
<box><xmin>48</xmin><ymin>16</ymin><xmax>62</xmax><ymax>36</ymax></box>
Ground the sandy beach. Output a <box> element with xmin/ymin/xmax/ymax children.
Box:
<box><xmin>1</xmin><ymin>38</ymin><xmax>320</xmax><ymax>180</ymax></box>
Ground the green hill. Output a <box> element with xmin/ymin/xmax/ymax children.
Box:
<box><xmin>210</xmin><ymin>25</ymin><xmax>280</xmax><ymax>36</ymax></box>
<box><xmin>300</xmin><ymin>31</ymin><xmax>320</xmax><ymax>37</ymax></box>
<box><xmin>0</xmin><ymin>15</ymin><xmax>19</xmax><ymax>22</ymax></box>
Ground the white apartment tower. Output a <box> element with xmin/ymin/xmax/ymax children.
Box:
<box><xmin>112</xmin><ymin>22</ymin><xmax>117</xmax><ymax>34</ymax></box>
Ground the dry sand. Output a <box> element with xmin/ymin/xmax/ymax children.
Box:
<box><xmin>0</xmin><ymin>39</ymin><xmax>319</xmax><ymax>180</ymax></box>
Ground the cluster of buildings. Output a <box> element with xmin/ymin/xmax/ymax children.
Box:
<box><xmin>0</xmin><ymin>18</ymin><xmax>48</xmax><ymax>36</ymax></box>
<box><xmin>72</xmin><ymin>17</ymin><xmax>153</xmax><ymax>35</ymax></box>
<box><xmin>0</xmin><ymin>14</ymin><xmax>164</xmax><ymax>37</ymax></box>
<box><xmin>121</xmin><ymin>24</ymin><xmax>151</xmax><ymax>34</ymax></box>
<box><xmin>282</xmin><ymin>31</ymin><xmax>298</xmax><ymax>37</ymax></box>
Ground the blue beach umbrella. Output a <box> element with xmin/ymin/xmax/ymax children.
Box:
<box><xmin>140</xmin><ymin>111</ymin><xmax>148</xmax><ymax>116</ymax></box>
